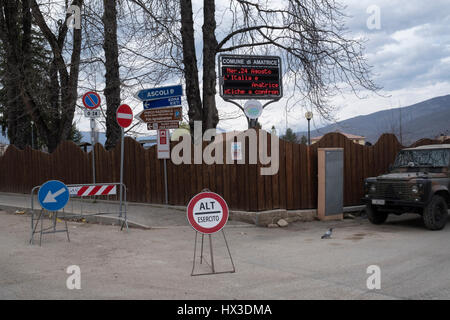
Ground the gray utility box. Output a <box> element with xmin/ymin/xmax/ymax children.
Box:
<box><xmin>317</xmin><ymin>148</ymin><xmax>344</xmax><ymax>221</ymax></box>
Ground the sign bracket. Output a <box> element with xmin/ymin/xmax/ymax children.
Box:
<box><xmin>223</xmin><ymin>98</ymin><xmax>281</xmax><ymax>128</ymax></box>
<box><xmin>191</xmin><ymin>229</ymin><xmax>235</xmax><ymax>276</ymax></box>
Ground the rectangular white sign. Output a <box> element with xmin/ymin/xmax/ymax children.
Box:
<box><xmin>157</xmin><ymin>129</ymin><xmax>170</xmax><ymax>159</ymax></box>
<box><xmin>84</xmin><ymin>109</ymin><xmax>101</xmax><ymax>118</ymax></box>
<box><xmin>231</xmin><ymin>142</ymin><xmax>242</xmax><ymax>161</ymax></box>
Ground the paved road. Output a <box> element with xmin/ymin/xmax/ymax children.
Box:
<box><xmin>1</xmin><ymin>209</ymin><xmax>450</xmax><ymax>299</ymax></box>
<box><xmin>0</xmin><ymin>192</ymin><xmax>248</xmax><ymax>228</ymax></box>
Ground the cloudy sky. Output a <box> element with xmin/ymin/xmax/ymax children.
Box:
<box><xmin>215</xmin><ymin>0</ymin><xmax>450</xmax><ymax>134</ymax></box>
<box><xmin>77</xmin><ymin>0</ymin><xmax>450</xmax><ymax>136</ymax></box>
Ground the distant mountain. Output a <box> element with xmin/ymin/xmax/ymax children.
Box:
<box><xmin>298</xmin><ymin>94</ymin><xmax>450</xmax><ymax>145</ymax></box>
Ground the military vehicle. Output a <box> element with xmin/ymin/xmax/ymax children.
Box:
<box><xmin>363</xmin><ymin>145</ymin><xmax>450</xmax><ymax>230</ymax></box>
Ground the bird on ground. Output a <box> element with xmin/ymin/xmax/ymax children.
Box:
<box><xmin>321</xmin><ymin>228</ymin><xmax>333</xmax><ymax>239</ymax></box>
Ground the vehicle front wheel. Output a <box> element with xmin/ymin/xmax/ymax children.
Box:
<box><xmin>366</xmin><ymin>203</ymin><xmax>388</xmax><ymax>225</ymax></box>
<box><xmin>422</xmin><ymin>195</ymin><xmax>448</xmax><ymax>231</ymax></box>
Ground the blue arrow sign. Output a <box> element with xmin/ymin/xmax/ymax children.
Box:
<box><xmin>38</xmin><ymin>180</ymin><xmax>70</xmax><ymax>212</ymax></box>
<box><xmin>143</xmin><ymin>96</ymin><xmax>182</xmax><ymax>109</ymax></box>
<box><xmin>137</xmin><ymin>85</ymin><xmax>183</xmax><ymax>101</ymax></box>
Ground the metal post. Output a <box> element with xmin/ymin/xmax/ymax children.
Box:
<box><xmin>308</xmin><ymin>119</ymin><xmax>311</xmax><ymax>146</ymax></box>
<box><xmin>209</xmin><ymin>234</ymin><xmax>215</xmax><ymax>273</ymax></box>
<box><xmin>163</xmin><ymin>159</ymin><xmax>168</xmax><ymax>205</ymax></box>
<box><xmin>90</xmin><ymin>118</ymin><xmax>96</xmax><ymax>184</ymax></box>
<box><xmin>30</xmin><ymin>121</ymin><xmax>34</xmax><ymax>149</ymax></box>
<box><xmin>119</xmin><ymin>128</ymin><xmax>124</xmax><ymax>219</ymax></box>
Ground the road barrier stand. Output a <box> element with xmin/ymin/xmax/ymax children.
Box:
<box><xmin>29</xmin><ymin>182</ymin><xmax>128</xmax><ymax>245</ymax></box>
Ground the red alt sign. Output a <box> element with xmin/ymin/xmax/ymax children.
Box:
<box><xmin>187</xmin><ymin>192</ymin><xmax>229</xmax><ymax>234</ymax></box>
<box><xmin>116</xmin><ymin>104</ymin><xmax>133</xmax><ymax>128</ymax></box>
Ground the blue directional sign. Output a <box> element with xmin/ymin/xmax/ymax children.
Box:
<box><xmin>38</xmin><ymin>180</ymin><xmax>70</xmax><ymax>212</ymax></box>
<box><xmin>137</xmin><ymin>84</ymin><xmax>183</xmax><ymax>101</ymax></box>
<box><xmin>143</xmin><ymin>96</ymin><xmax>182</xmax><ymax>109</ymax></box>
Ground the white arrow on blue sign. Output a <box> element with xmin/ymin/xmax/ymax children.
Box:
<box><xmin>38</xmin><ymin>180</ymin><xmax>70</xmax><ymax>212</ymax></box>
<box><xmin>143</xmin><ymin>96</ymin><xmax>182</xmax><ymax>109</ymax></box>
<box><xmin>137</xmin><ymin>84</ymin><xmax>183</xmax><ymax>101</ymax></box>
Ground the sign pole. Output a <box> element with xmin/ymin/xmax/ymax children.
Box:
<box><xmin>164</xmin><ymin>158</ymin><xmax>168</xmax><ymax>205</ymax></box>
<box><xmin>116</xmin><ymin>103</ymin><xmax>133</xmax><ymax>226</ymax></box>
<box><xmin>209</xmin><ymin>234</ymin><xmax>215</xmax><ymax>273</ymax></box>
<box><xmin>119</xmin><ymin>127</ymin><xmax>124</xmax><ymax>220</ymax></box>
<box><xmin>90</xmin><ymin>118</ymin><xmax>96</xmax><ymax>184</ymax></box>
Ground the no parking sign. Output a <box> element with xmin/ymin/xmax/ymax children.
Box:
<box><xmin>187</xmin><ymin>192</ymin><xmax>229</xmax><ymax>234</ymax></box>
<box><xmin>82</xmin><ymin>91</ymin><xmax>101</xmax><ymax>110</ymax></box>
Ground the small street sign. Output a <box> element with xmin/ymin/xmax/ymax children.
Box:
<box><xmin>143</xmin><ymin>96</ymin><xmax>182</xmax><ymax>109</ymax></box>
<box><xmin>84</xmin><ymin>109</ymin><xmax>101</xmax><ymax>118</ymax></box>
<box><xmin>116</xmin><ymin>104</ymin><xmax>133</xmax><ymax>128</ymax></box>
<box><xmin>157</xmin><ymin>129</ymin><xmax>170</xmax><ymax>159</ymax></box>
<box><xmin>137</xmin><ymin>84</ymin><xmax>183</xmax><ymax>101</ymax></box>
<box><xmin>38</xmin><ymin>180</ymin><xmax>70</xmax><ymax>212</ymax></box>
<box><xmin>136</xmin><ymin>107</ymin><xmax>182</xmax><ymax>123</ymax></box>
<box><xmin>187</xmin><ymin>192</ymin><xmax>229</xmax><ymax>234</ymax></box>
<box><xmin>147</xmin><ymin>121</ymin><xmax>180</xmax><ymax>130</ymax></box>
<box><xmin>231</xmin><ymin>142</ymin><xmax>242</xmax><ymax>161</ymax></box>
<box><xmin>82</xmin><ymin>91</ymin><xmax>101</xmax><ymax>110</ymax></box>
<box><xmin>244</xmin><ymin>100</ymin><xmax>263</xmax><ymax>119</ymax></box>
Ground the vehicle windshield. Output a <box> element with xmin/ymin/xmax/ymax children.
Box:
<box><xmin>394</xmin><ymin>149</ymin><xmax>450</xmax><ymax>168</ymax></box>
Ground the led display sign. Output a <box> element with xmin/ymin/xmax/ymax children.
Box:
<box><xmin>219</xmin><ymin>55</ymin><xmax>283</xmax><ymax>99</ymax></box>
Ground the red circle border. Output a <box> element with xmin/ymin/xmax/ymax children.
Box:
<box><xmin>187</xmin><ymin>192</ymin><xmax>229</xmax><ymax>234</ymax></box>
<box><xmin>82</xmin><ymin>91</ymin><xmax>101</xmax><ymax>110</ymax></box>
<box><xmin>116</xmin><ymin>104</ymin><xmax>133</xmax><ymax>128</ymax></box>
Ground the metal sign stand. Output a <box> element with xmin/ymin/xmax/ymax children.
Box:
<box><xmin>29</xmin><ymin>182</ymin><xmax>128</xmax><ymax>245</ymax></box>
<box><xmin>30</xmin><ymin>209</ymin><xmax>70</xmax><ymax>246</ymax></box>
<box><xmin>191</xmin><ymin>229</ymin><xmax>235</xmax><ymax>276</ymax></box>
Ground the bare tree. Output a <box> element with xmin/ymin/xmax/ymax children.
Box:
<box><xmin>0</xmin><ymin>0</ymin><xmax>83</xmax><ymax>152</ymax></box>
<box><xmin>30</xmin><ymin>0</ymin><xmax>83</xmax><ymax>151</ymax></box>
<box><xmin>102</xmin><ymin>0</ymin><xmax>121</xmax><ymax>149</ymax></box>
<box><xmin>127</xmin><ymin>0</ymin><xmax>379</xmax><ymax>133</ymax></box>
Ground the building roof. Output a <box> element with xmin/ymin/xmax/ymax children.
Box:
<box><xmin>311</xmin><ymin>131</ymin><xmax>366</xmax><ymax>141</ymax></box>
<box><xmin>404</xmin><ymin>144</ymin><xmax>450</xmax><ymax>151</ymax></box>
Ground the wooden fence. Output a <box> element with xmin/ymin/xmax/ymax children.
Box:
<box><xmin>0</xmin><ymin>131</ymin><xmax>448</xmax><ymax>211</ymax></box>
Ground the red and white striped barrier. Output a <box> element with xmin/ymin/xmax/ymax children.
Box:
<box><xmin>69</xmin><ymin>185</ymin><xmax>117</xmax><ymax>197</ymax></box>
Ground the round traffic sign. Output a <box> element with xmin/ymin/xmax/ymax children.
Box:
<box><xmin>187</xmin><ymin>192</ymin><xmax>229</xmax><ymax>234</ymax></box>
<box><xmin>38</xmin><ymin>180</ymin><xmax>70</xmax><ymax>212</ymax></box>
<box><xmin>82</xmin><ymin>91</ymin><xmax>101</xmax><ymax>110</ymax></box>
<box><xmin>116</xmin><ymin>104</ymin><xmax>133</xmax><ymax>128</ymax></box>
<box><xmin>244</xmin><ymin>100</ymin><xmax>263</xmax><ymax>119</ymax></box>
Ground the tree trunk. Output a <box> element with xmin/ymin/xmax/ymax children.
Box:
<box><xmin>102</xmin><ymin>0</ymin><xmax>121</xmax><ymax>150</ymax></box>
<box><xmin>0</xmin><ymin>0</ymin><xmax>32</xmax><ymax>149</ymax></box>
<box><xmin>29</xmin><ymin>0</ymin><xmax>83</xmax><ymax>152</ymax></box>
<box><xmin>202</xmin><ymin>0</ymin><xmax>219</xmax><ymax>131</ymax></box>
<box><xmin>179</xmin><ymin>0</ymin><xmax>203</xmax><ymax>134</ymax></box>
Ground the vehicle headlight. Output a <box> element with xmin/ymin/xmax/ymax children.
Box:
<box><xmin>370</xmin><ymin>184</ymin><xmax>376</xmax><ymax>193</ymax></box>
<box><xmin>411</xmin><ymin>185</ymin><xmax>419</xmax><ymax>194</ymax></box>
